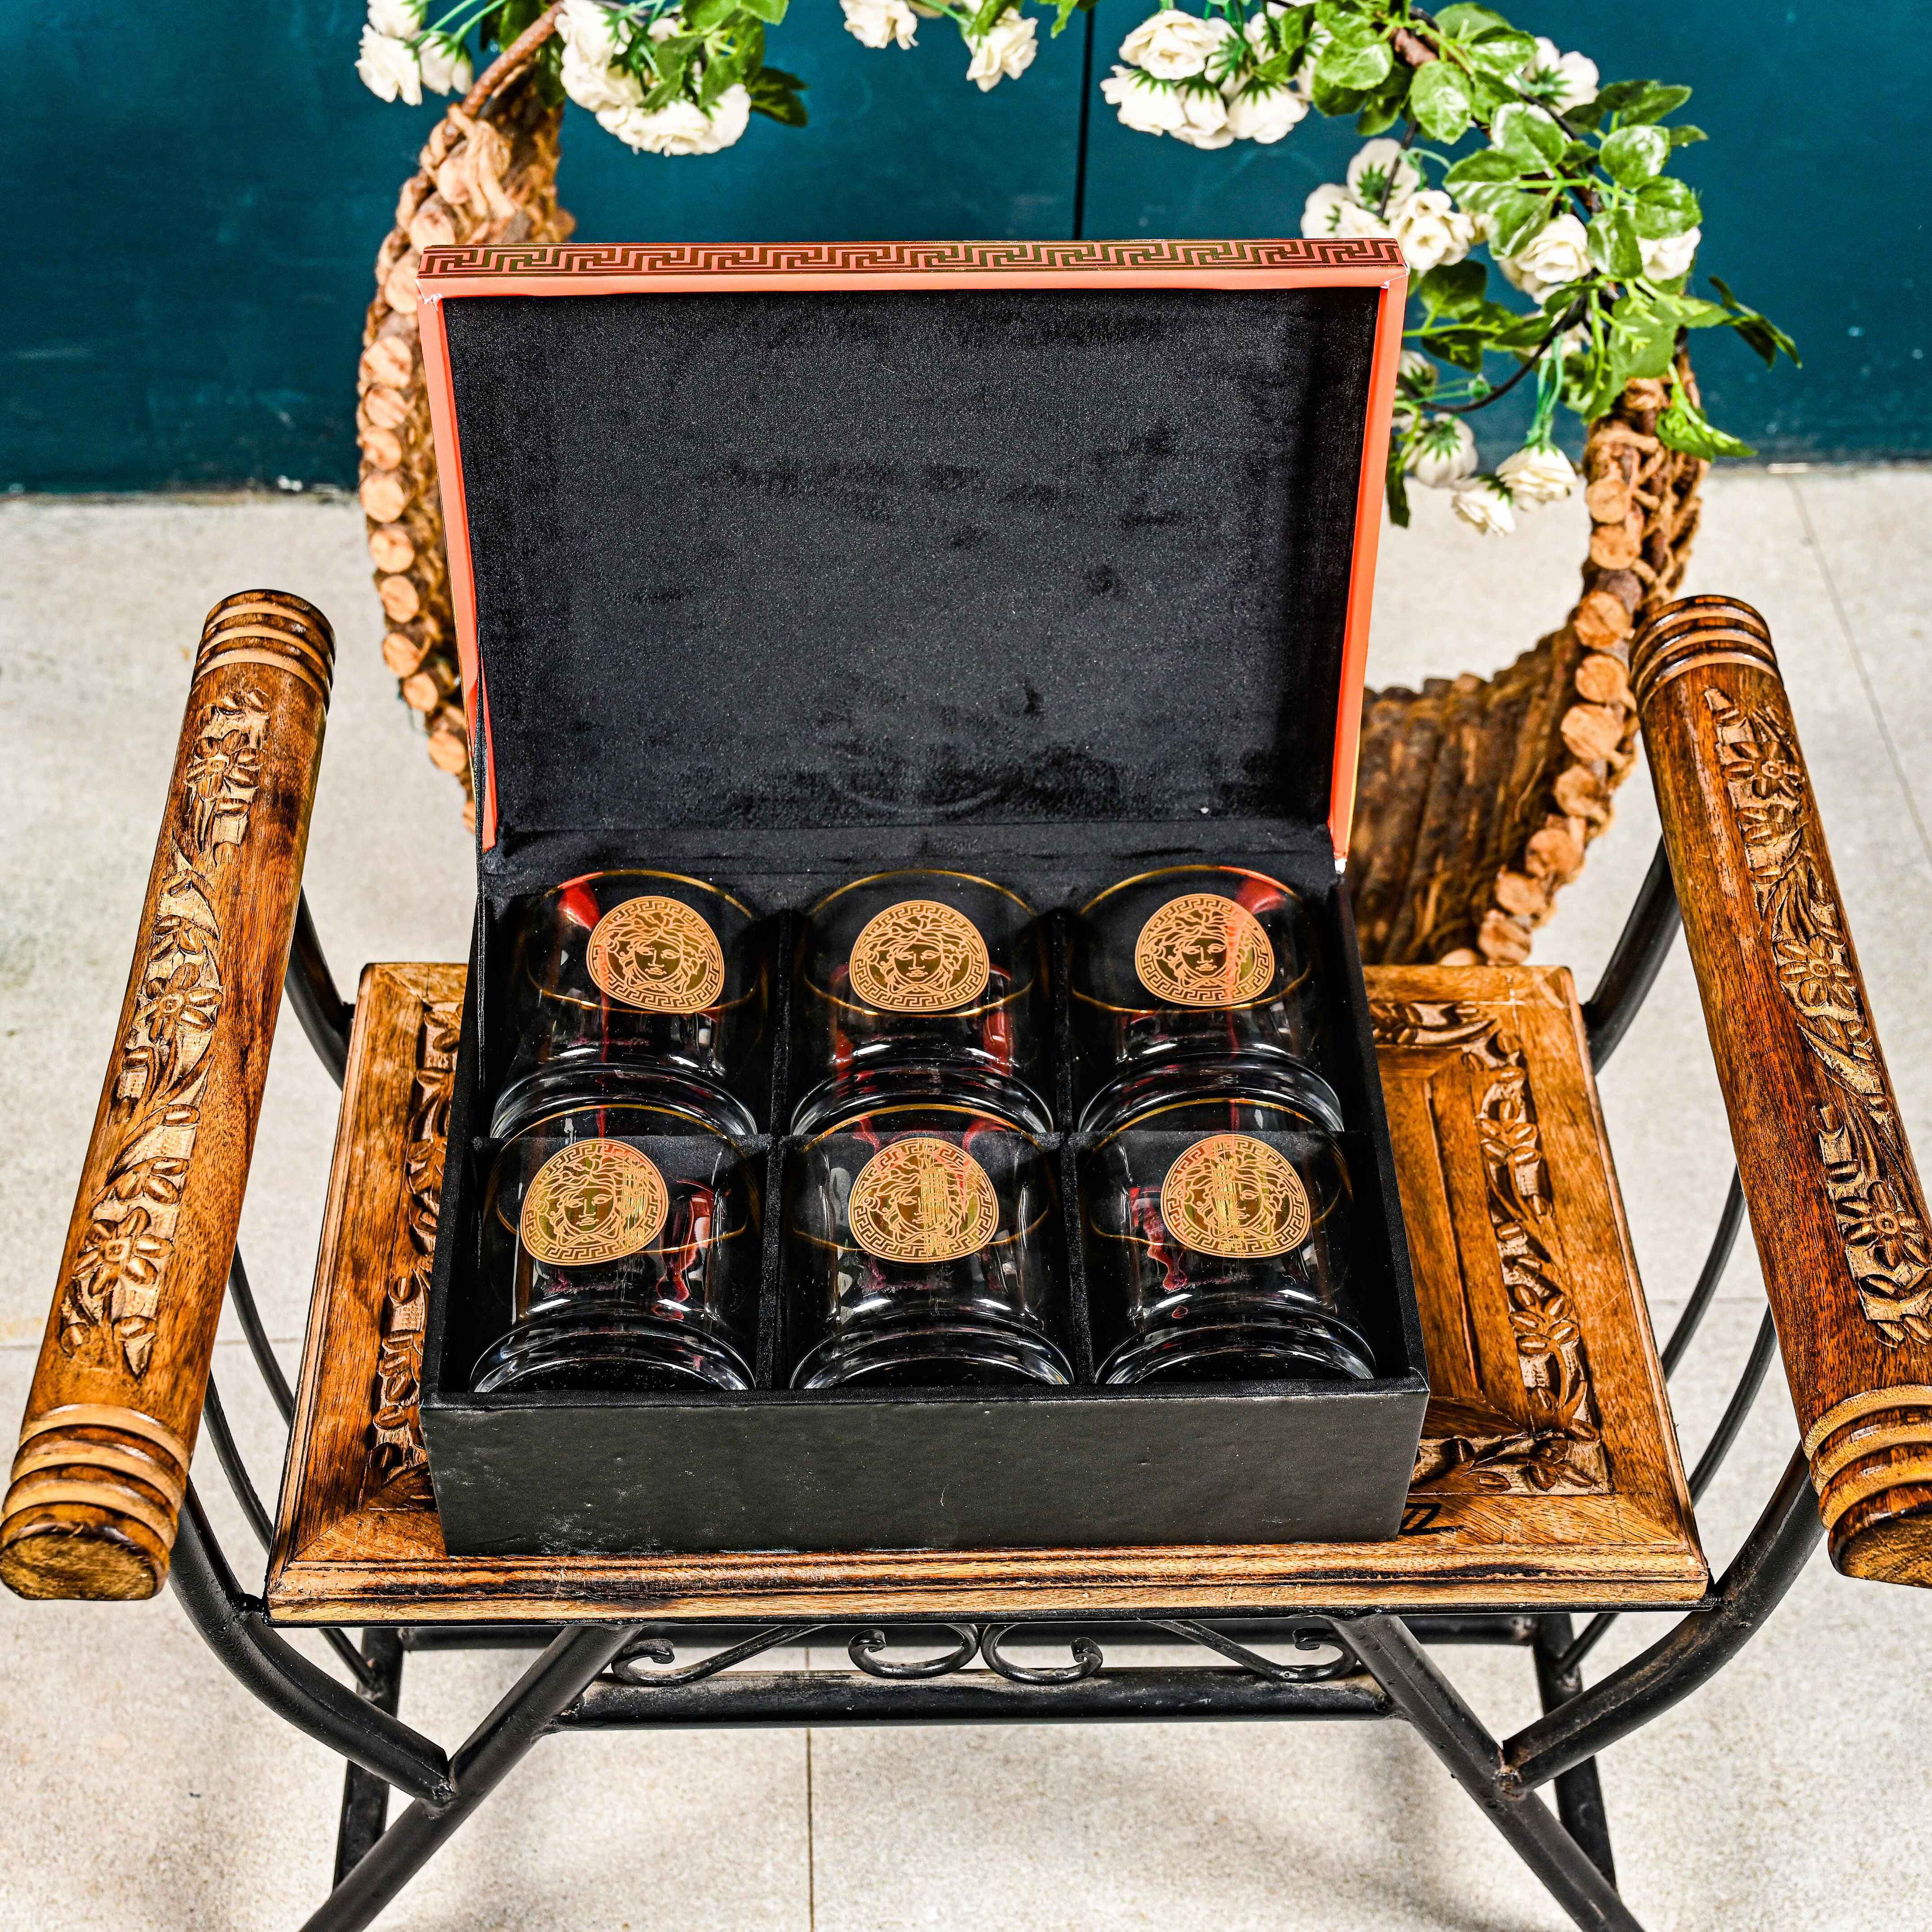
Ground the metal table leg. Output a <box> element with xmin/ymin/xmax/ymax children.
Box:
<box><xmin>303</xmin><ymin>1623</ymin><xmax>640</xmax><ymax>1932</ymax></box>
<box><xmin>1347</xmin><ymin>1614</ymin><xmax>1645</xmax><ymax>1932</ymax></box>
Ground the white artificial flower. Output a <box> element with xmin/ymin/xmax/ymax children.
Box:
<box><xmin>598</xmin><ymin>84</ymin><xmax>750</xmax><ymax>155</ymax></box>
<box><xmin>1346</xmin><ymin>138</ymin><xmax>1424</xmax><ymax>215</ymax></box>
<box><xmin>367</xmin><ymin>0</ymin><xmax>423</xmax><ymax>38</ymax></box>
<box><xmin>648</xmin><ymin>12</ymin><xmax>687</xmax><ymax>39</ymax></box>
<box><xmin>419</xmin><ymin>35</ymin><xmax>472</xmax><ymax>96</ymax></box>
<box><xmin>1118</xmin><ymin>8</ymin><xmax>1234</xmax><ymax>81</ymax></box>
<box><xmin>1639</xmin><ymin>225</ymin><xmax>1702</xmax><ymax>282</ymax></box>
<box><xmin>1170</xmin><ymin>84</ymin><xmax>1232</xmax><ymax>148</ymax></box>
<box><xmin>1408</xmin><ymin>415</ymin><xmax>1477</xmax><ymax>488</ymax></box>
<box><xmin>1389</xmin><ymin>188</ymin><xmax>1476</xmax><ymax>275</ymax></box>
<box><xmin>1102</xmin><ymin>66</ymin><xmax>1190</xmax><ymax>136</ymax></box>
<box><xmin>1498</xmin><ymin>443</ymin><xmax>1578</xmax><ymax>508</ymax></box>
<box><xmin>1520</xmin><ymin>35</ymin><xmax>1599</xmax><ymax>110</ymax></box>
<box><xmin>565</xmin><ymin>50</ymin><xmax>643</xmax><ymax>112</ymax></box>
<box><xmin>558</xmin><ymin>0</ymin><xmax>623</xmax><ymax>65</ymax></box>
<box><xmin>1397</xmin><ymin>347</ymin><xmax>1436</xmax><ymax>392</ymax></box>
<box><xmin>1301</xmin><ymin>182</ymin><xmax>1390</xmax><ymax>241</ymax></box>
<box><xmin>1497</xmin><ymin>212</ymin><xmax>1592</xmax><ymax>301</ymax></box>
<box><xmin>1224</xmin><ymin>82</ymin><xmax>1306</xmax><ymax>144</ymax></box>
<box><xmin>698</xmin><ymin>83</ymin><xmax>752</xmax><ymax>151</ymax></box>
<box><xmin>1453</xmin><ymin>476</ymin><xmax>1517</xmax><ymax>535</ymax></box>
<box><xmin>356</xmin><ymin>27</ymin><xmax>422</xmax><ymax>104</ymax></box>
<box><xmin>966</xmin><ymin>9</ymin><xmax>1038</xmax><ymax>90</ymax></box>
<box><xmin>842</xmin><ymin>0</ymin><xmax>918</xmax><ymax>49</ymax></box>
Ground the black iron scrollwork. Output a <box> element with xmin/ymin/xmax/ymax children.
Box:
<box><xmin>979</xmin><ymin>1625</ymin><xmax>1106</xmax><ymax>1684</ymax></box>
<box><xmin>607</xmin><ymin>1622</ymin><xmax>818</xmax><ymax>1687</ymax></box>
<box><xmin>847</xmin><ymin>1625</ymin><xmax>982</xmax><ymax>1679</ymax></box>
<box><xmin>1148</xmin><ymin>1620</ymin><xmax>1360</xmax><ymax>1683</ymax></box>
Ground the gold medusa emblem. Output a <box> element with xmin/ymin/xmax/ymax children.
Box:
<box><xmin>1134</xmin><ymin>893</ymin><xmax>1275</xmax><ymax>1007</ymax></box>
<box><xmin>520</xmin><ymin>1139</ymin><xmax>669</xmax><ymax>1267</ymax></box>
<box><xmin>847</xmin><ymin>1136</ymin><xmax>1000</xmax><ymax>1264</ymax></box>
<box><xmin>1160</xmin><ymin>1134</ymin><xmax>1309</xmax><ymax>1259</ymax></box>
<box><xmin>586</xmin><ymin>895</ymin><xmax>726</xmax><ymax>1014</ymax></box>
<box><xmin>847</xmin><ymin>899</ymin><xmax>991</xmax><ymax>1013</ymax></box>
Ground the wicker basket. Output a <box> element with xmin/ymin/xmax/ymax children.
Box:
<box><xmin>354</xmin><ymin>11</ymin><xmax>1706</xmax><ymax>963</ymax></box>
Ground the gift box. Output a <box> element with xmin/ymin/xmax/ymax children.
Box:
<box><xmin>414</xmin><ymin>238</ymin><xmax>1427</xmax><ymax>1555</ymax></box>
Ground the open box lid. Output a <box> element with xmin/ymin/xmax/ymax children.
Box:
<box><xmin>416</xmin><ymin>239</ymin><xmax>1406</xmax><ymax>873</ymax></box>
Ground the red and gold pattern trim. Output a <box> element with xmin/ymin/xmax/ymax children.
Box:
<box><xmin>418</xmin><ymin>237</ymin><xmax>1406</xmax><ymax>284</ymax></box>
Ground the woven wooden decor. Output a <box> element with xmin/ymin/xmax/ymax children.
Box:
<box><xmin>357</xmin><ymin>8</ymin><xmax>1706</xmax><ymax>950</ymax></box>
<box><xmin>1349</xmin><ymin>359</ymin><xmax>1707</xmax><ymax>965</ymax></box>
<box><xmin>356</xmin><ymin>12</ymin><xmax>574</xmax><ymax>827</ymax></box>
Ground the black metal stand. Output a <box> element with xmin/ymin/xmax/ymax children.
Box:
<box><xmin>176</xmin><ymin>876</ymin><xmax>1822</xmax><ymax>1932</ymax></box>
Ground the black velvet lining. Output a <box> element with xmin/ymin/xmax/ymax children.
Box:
<box><xmin>443</xmin><ymin>285</ymin><xmax>1379</xmax><ymax>851</ymax></box>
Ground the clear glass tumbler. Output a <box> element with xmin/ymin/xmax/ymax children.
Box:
<box><xmin>493</xmin><ymin>869</ymin><xmax>768</xmax><ymax>1133</ymax></box>
<box><xmin>791</xmin><ymin>870</ymin><xmax>1051</xmax><ymax>1133</ymax></box>
<box><xmin>786</xmin><ymin>1087</ymin><xmax>1072</xmax><ymax>1390</ymax></box>
<box><xmin>473</xmin><ymin>1075</ymin><xmax>762</xmax><ymax>1395</ymax></box>
<box><xmin>1078</xmin><ymin>1059</ymin><xmax>1374</xmax><ymax>1386</ymax></box>
<box><xmin>1071</xmin><ymin>865</ymin><xmax>1321</xmax><ymax>1126</ymax></box>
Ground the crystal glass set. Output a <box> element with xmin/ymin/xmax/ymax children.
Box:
<box><xmin>472</xmin><ymin>865</ymin><xmax>1376</xmax><ymax>1396</ymax></box>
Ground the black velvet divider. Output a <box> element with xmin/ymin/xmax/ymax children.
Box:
<box><xmin>420</xmin><ymin>834</ymin><xmax>1430</xmax><ymax>1554</ymax></box>
<box><xmin>444</xmin><ymin>286</ymin><xmax>1378</xmax><ymax>851</ymax></box>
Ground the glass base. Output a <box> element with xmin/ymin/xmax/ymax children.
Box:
<box><xmin>1097</xmin><ymin>1312</ymin><xmax>1376</xmax><ymax>1386</ymax></box>
<box><xmin>790</xmin><ymin>1318</ymin><xmax>1074</xmax><ymax>1391</ymax></box>
<box><xmin>472</xmin><ymin>1307</ymin><xmax>754</xmax><ymax>1396</ymax></box>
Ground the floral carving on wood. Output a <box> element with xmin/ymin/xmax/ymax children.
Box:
<box><xmin>1373</xmin><ymin>998</ymin><xmax>1610</xmax><ymax>1496</ymax></box>
<box><xmin>1707</xmin><ymin>691</ymin><xmax>1932</xmax><ymax>1345</ymax></box>
<box><xmin>363</xmin><ymin>992</ymin><xmax>460</xmax><ymax>1510</ymax></box>
<box><xmin>57</xmin><ymin>687</ymin><xmax>269</xmax><ymax>1377</ymax></box>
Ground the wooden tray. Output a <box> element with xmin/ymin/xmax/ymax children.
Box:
<box><xmin>266</xmin><ymin>962</ymin><xmax>1705</xmax><ymax>1623</ymax></box>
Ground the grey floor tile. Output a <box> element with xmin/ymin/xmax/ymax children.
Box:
<box><xmin>4</xmin><ymin>489</ymin><xmax>1932</xmax><ymax>1931</ymax></box>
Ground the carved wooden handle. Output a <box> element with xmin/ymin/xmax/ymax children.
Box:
<box><xmin>0</xmin><ymin>593</ymin><xmax>333</xmax><ymax>1601</ymax></box>
<box><xmin>1634</xmin><ymin>594</ymin><xmax>1932</xmax><ymax>1587</ymax></box>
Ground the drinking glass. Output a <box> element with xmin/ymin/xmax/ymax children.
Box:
<box><xmin>1071</xmin><ymin>865</ymin><xmax>1321</xmax><ymax>1126</ymax></box>
<box><xmin>473</xmin><ymin>1075</ymin><xmax>762</xmax><ymax>1395</ymax></box>
<box><xmin>493</xmin><ymin>869</ymin><xmax>768</xmax><ymax>1133</ymax></box>
<box><xmin>1079</xmin><ymin>1059</ymin><xmax>1374</xmax><ymax>1385</ymax></box>
<box><xmin>786</xmin><ymin>1090</ymin><xmax>1072</xmax><ymax>1390</ymax></box>
<box><xmin>791</xmin><ymin>870</ymin><xmax>1050</xmax><ymax>1133</ymax></box>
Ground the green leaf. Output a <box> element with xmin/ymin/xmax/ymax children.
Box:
<box><xmin>1600</xmin><ymin>122</ymin><xmax>1669</xmax><ymax>185</ymax></box>
<box><xmin>1657</xmin><ymin>385</ymin><xmax>1755</xmax><ymax>460</ymax></box>
<box><xmin>1564</xmin><ymin>97</ymin><xmax>1606</xmax><ymax>130</ymax></box>
<box><xmin>1493</xmin><ymin>102</ymin><xmax>1565</xmax><ymax>165</ymax></box>
<box><xmin>1416</xmin><ymin>259</ymin><xmax>1488</xmax><ymax>317</ymax></box>
<box><xmin>1709</xmin><ymin>276</ymin><xmax>1802</xmax><ymax>368</ymax></box>
<box><xmin>1315</xmin><ymin>34</ymin><xmax>1393</xmax><ymax>92</ymax></box>
<box><xmin>1432</xmin><ymin>4</ymin><xmax>1513</xmax><ymax>35</ymax></box>
<box><xmin>1445</xmin><ymin>150</ymin><xmax>1526</xmax><ymax>189</ymax></box>
<box><xmin>747</xmin><ymin>62</ymin><xmax>807</xmax><ymax>124</ymax></box>
<box><xmin>1587</xmin><ymin>207</ymin><xmax>1644</xmax><ymax>279</ymax></box>
<box><xmin>1409</xmin><ymin>60</ymin><xmax>1472</xmax><ymax>142</ymax></box>
<box><xmin>1420</xmin><ymin>326</ymin><xmax>1491</xmax><ymax>373</ymax></box>
<box><xmin>1387</xmin><ymin>439</ymin><xmax>1412</xmax><ymax>527</ymax></box>
<box><xmin>1466</xmin><ymin>28</ymin><xmax>1539</xmax><ymax>76</ymax></box>
<box><xmin>1591</xmin><ymin>80</ymin><xmax>1650</xmax><ymax>116</ymax></box>
<box><xmin>967</xmin><ymin>0</ymin><xmax>1006</xmax><ymax>36</ymax></box>
<box><xmin>684</xmin><ymin>0</ymin><xmax>737</xmax><ymax>32</ymax></box>
<box><xmin>1621</xmin><ymin>81</ymin><xmax>1692</xmax><ymax>124</ymax></box>
<box><xmin>1633</xmin><ymin>176</ymin><xmax>1701</xmax><ymax>238</ymax></box>
<box><xmin>1668</xmin><ymin>124</ymin><xmax>1707</xmax><ymax>147</ymax></box>
<box><xmin>1610</xmin><ymin>292</ymin><xmax>1679</xmax><ymax>380</ymax></box>
<box><xmin>1487</xmin><ymin>189</ymin><xmax>1558</xmax><ymax>258</ymax></box>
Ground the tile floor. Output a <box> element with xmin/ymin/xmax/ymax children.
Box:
<box><xmin>2</xmin><ymin>473</ymin><xmax>1930</xmax><ymax>1930</ymax></box>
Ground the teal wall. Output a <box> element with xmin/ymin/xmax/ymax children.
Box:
<box><xmin>4</xmin><ymin>1</ymin><xmax>1925</xmax><ymax>489</ymax></box>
